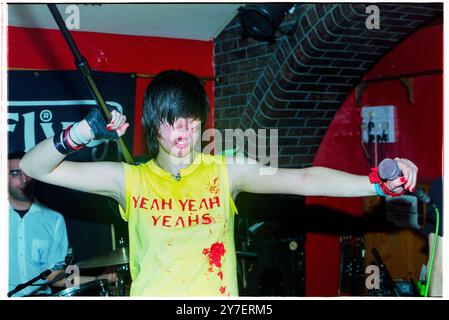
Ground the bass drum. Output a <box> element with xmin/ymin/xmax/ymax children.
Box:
<box><xmin>53</xmin><ymin>279</ymin><xmax>111</xmax><ymax>297</ymax></box>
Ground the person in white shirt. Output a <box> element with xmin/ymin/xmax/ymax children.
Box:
<box><xmin>8</xmin><ymin>151</ymin><xmax>68</xmax><ymax>296</ymax></box>
<box><xmin>8</xmin><ymin>151</ymin><xmax>117</xmax><ymax>297</ymax></box>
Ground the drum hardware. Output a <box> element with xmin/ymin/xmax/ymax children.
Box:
<box><xmin>76</xmin><ymin>246</ymin><xmax>129</xmax><ymax>269</ymax></box>
<box><xmin>52</xmin><ymin>279</ymin><xmax>110</xmax><ymax>297</ymax></box>
<box><xmin>117</xmin><ymin>264</ymin><xmax>129</xmax><ymax>296</ymax></box>
<box><xmin>76</xmin><ymin>238</ymin><xmax>130</xmax><ymax>296</ymax></box>
<box><xmin>116</xmin><ymin>237</ymin><xmax>128</xmax><ymax>297</ymax></box>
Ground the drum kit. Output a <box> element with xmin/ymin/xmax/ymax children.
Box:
<box><xmin>53</xmin><ymin>245</ymin><xmax>130</xmax><ymax>297</ymax></box>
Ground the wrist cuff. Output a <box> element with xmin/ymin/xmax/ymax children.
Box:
<box><xmin>71</xmin><ymin>122</ymin><xmax>91</xmax><ymax>145</ymax></box>
<box><xmin>374</xmin><ymin>183</ymin><xmax>386</xmax><ymax>196</ymax></box>
<box><xmin>369</xmin><ymin>167</ymin><xmax>381</xmax><ymax>184</ymax></box>
<box><xmin>53</xmin><ymin>124</ymin><xmax>84</xmax><ymax>155</ymax></box>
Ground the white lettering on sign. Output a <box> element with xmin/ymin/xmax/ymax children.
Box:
<box><xmin>8</xmin><ymin>100</ymin><xmax>124</xmax><ymax>154</ymax></box>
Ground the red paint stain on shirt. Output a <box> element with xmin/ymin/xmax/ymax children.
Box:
<box><xmin>220</xmin><ymin>286</ymin><xmax>226</xmax><ymax>294</ymax></box>
<box><xmin>202</xmin><ymin>242</ymin><xmax>226</xmax><ymax>268</ymax></box>
<box><xmin>208</xmin><ymin>177</ymin><xmax>220</xmax><ymax>195</ymax></box>
<box><xmin>217</xmin><ymin>271</ymin><xmax>223</xmax><ymax>280</ymax></box>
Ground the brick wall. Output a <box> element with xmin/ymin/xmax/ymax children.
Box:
<box><xmin>214</xmin><ymin>3</ymin><xmax>442</xmax><ymax>167</ymax></box>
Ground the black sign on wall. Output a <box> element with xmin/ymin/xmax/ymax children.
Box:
<box><xmin>8</xmin><ymin>70</ymin><xmax>135</xmax><ymax>161</ymax></box>
<box><xmin>7</xmin><ymin>70</ymin><xmax>136</xmax><ymax>261</ymax></box>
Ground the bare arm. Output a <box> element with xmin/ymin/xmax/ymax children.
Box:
<box><xmin>227</xmin><ymin>156</ymin><xmax>417</xmax><ymax>197</ymax></box>
<box><xmin>20</xmin><ymin>117</ymin><xmax>128</xmax><ymax>208</ymax></box>
<box><xmin>49</xmin><ymin>271</ymin><xmax>118</xmax><ymax>288</ymax></box>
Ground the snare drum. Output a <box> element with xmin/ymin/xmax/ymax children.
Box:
<box><xmin>53</xmin><ymin>279</ymin><xmax>110</xmax><ymax>297</ymax></box>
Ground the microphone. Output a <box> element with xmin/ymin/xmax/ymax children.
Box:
<box><xmin>378</xmin><ymin>158</ymin><xmax>430</xmax><ymax>203</ymax></box>
<box><xmin>378</xmin><ymin>159</ymin><xmax>442</xmax><ymax>242</ymax></box>
<box><xmin>377</xmin><ymin>158</ymin><xmax>401</xmax><ymax>181</ymax></box>
<box><xmin>413</xmin><ymin>187</ymin><xmax>431</xmax><ymax>204</ymax></box>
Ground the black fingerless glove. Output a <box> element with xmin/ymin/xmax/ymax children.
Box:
<box><xmin>85</xmin><ymin>107</ymin><xmax>119</xmax><ymax>140</ymax></box>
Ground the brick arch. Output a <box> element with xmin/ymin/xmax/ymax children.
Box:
<box><xmin>214</xmin><ymin>3</ymin><xmax>442</xmax><ymax>167</ymax></box>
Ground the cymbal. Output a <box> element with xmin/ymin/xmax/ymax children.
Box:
<box><xmin>77</xmin><ymin>247</ymin><xmax>129</xmax><ymax>269</ymax></box>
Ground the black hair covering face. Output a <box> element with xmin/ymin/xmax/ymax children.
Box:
<box><xmin>141</xmin><ymin>70</ymin><xmax>209</xmax><ymax>159</ymax></box>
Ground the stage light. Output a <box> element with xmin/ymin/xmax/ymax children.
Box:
<box><xmin>238</xmin><ymin>3</ymin><xmax>297</xmax><ymax>42</ymax></box>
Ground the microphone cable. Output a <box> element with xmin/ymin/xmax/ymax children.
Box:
<box><xmin>424</xmin><ymin>205</ymin><xmax>440</xmax><ymax>297</ymax></box>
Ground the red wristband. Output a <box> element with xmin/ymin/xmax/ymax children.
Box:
<box><xmin>368</xmin><ymin>167</ymin><xmax>381</xmax><ymax>184</ymax></box>
<box><xmin>380</xmin><ymin>181</ymin><xmax>406</xmax><ymax>197</ymax></box>
<box><xmin>369</xmin><ymin>167</ymin><xmax>406</xmax><ymax>197</ymax></box>
<box><xmin>64</xmin><ymin>124</ymin><xmax>83</xmax><ymax>151</ymax></box>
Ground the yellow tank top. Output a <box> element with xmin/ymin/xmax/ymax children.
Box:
<box><xmin>119</xmin><ymin>153</ymin><xmax>238</xmax><ymax>296</ymax></box>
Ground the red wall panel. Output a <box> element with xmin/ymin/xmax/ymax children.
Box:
<box><xmin>8</xmin><ymin>26</ymin><xmax>215</xmax><ymax>156</ymax></box>
<box><xmin>306</xmin><ymin>24</ymin><xmax>443</xmax><ymax>296</ymax></box>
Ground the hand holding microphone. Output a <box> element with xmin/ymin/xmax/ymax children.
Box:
<box><xmin>378</xmin><ymin>157</ymin><xmax>419</xmax><ymax>197</ymax></box>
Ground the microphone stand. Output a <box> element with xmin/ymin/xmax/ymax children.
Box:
<box><xmin>7</xmin><ymin>269</ymin><xmax>52</xmax><ymax>297</ymax></box>
<box><xmin>371</xmin><ymin>248</ymin><xmax>401</xmax><ymax>296</ymax></box>
<box><xmin>117</xmin><ymin>264</ymin><xmax>128</xmax><ymax>296</ymax></box>
<box><xmin>46</xmin><ymin>4</ymin><xmax>134</xmax><ymax>165</ymax></box>
<box><xmin>116</xmin><ymin>238</ymin><xmax>128</xmax><ymax>296</ymax></box>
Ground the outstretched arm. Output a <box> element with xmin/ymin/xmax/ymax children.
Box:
<box><xmin>20</xmin><ymin>111</ymin><xmax>129</xmax><ymax>207</ymax></box>
<box><xmin>227</xmin><ymin>156</ymin><xmax>417</xmax><ymax>197</ymax></box>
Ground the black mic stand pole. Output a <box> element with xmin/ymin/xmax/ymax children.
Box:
<box><xmin>47</xmin><ymin>4</ymin><xmax>134</xmax><ymax>165</ymax></box>
<box><xmin>7</xmin><ymin>269</ymin><xmax>52</xmax><ymax>297</ymax></box>
<box><xmin>372</xmin><ymin>248</ymin><xmax>401</xmax><ymax>296</ymax></box>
